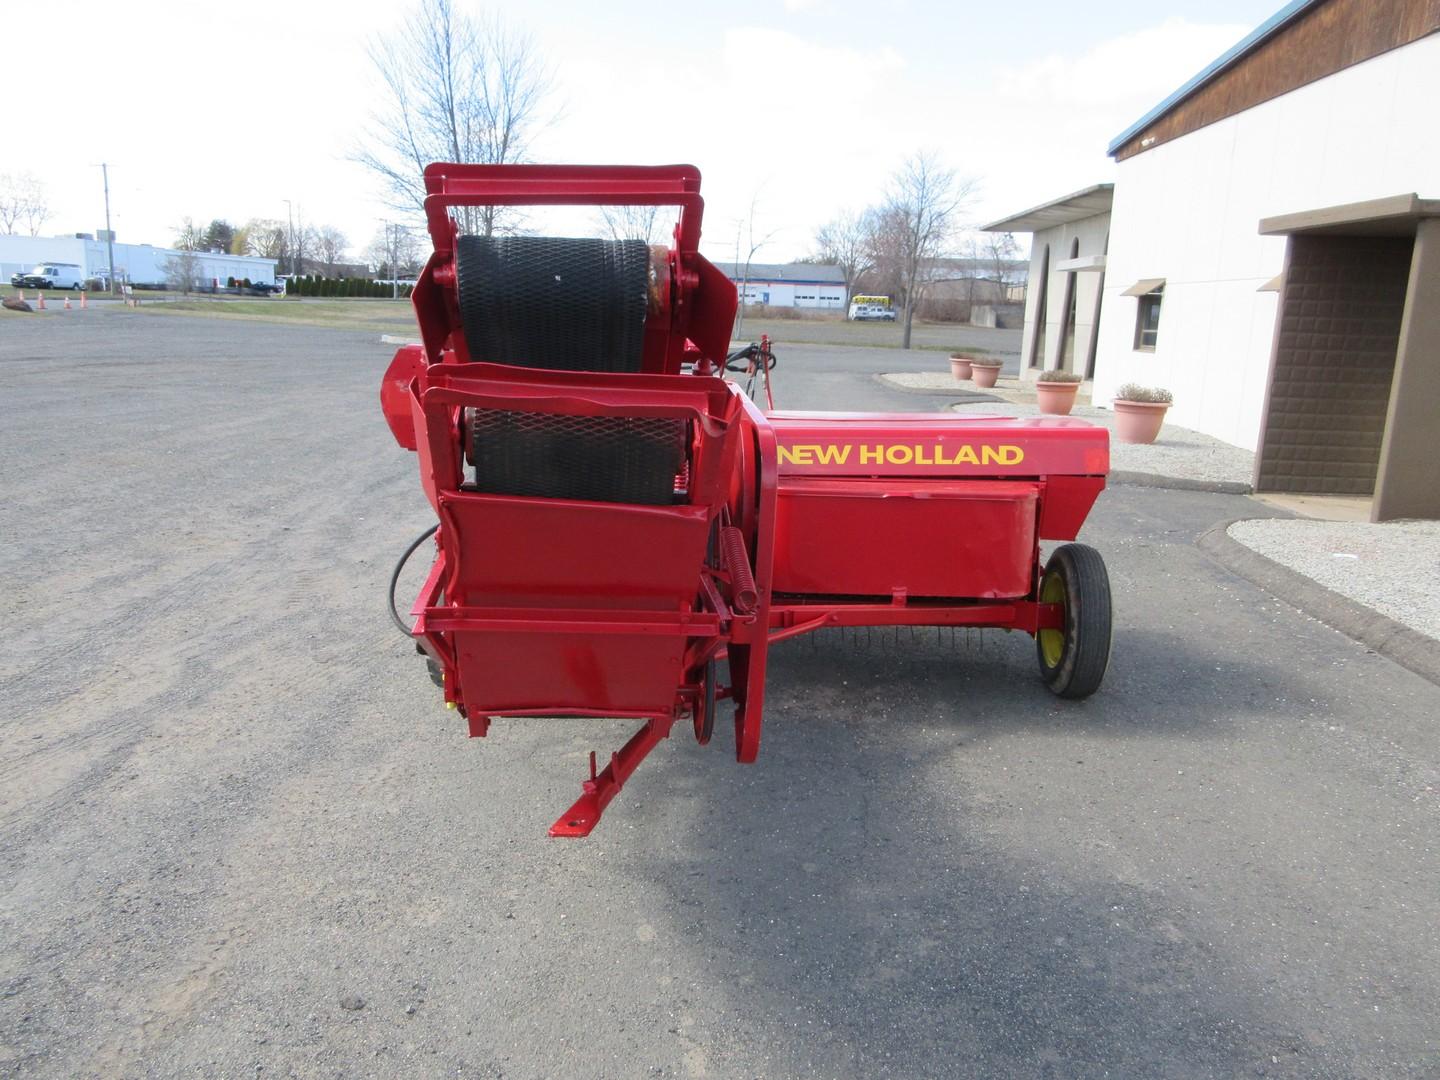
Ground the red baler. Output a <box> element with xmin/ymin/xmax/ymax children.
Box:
<box><xmin>381</xmin><ymin>164</ymin><xmax>1112</xmax><ymax>835</ymax></box>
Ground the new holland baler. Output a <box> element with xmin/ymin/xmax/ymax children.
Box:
<box><xmin>381</xmin><ymin>163</ymin><xmax>1112</xmax><ymax>836</ymax></box>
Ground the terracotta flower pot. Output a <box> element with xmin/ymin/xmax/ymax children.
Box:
<box><xmin>1112</xmin><ymin>399</ymin><xmax>1170</xmax><ymax>443</ymax></box>
<box><xmin>949</xmin><ymin>357</ymin><xmax>973</xmax><ymax>380</ymax></box>
<box><xmin>1035</xmin><ymin>380</ymin><xmax>1080</xmax><ymax>416</ymax></box>
<box><xmin>971</xmin><ymin>363</ymin><xmax>1002</xmax><ymax>388</ymax></box>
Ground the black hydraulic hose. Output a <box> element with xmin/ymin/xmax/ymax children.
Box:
<box><xmin>388</xmin><ymin>523</ymin><xmax>439</xmax><ymax>639</ymax></box>
<box><xmin>723</xmin><ymin>344</ymin><xmax>776</xmax><ymax>373</ymax></box>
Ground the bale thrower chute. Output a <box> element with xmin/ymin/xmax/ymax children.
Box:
<box><xmin>381</xmin><ymin>163</ymin><xmax>1113</xmax><ymax>836</ymax></box>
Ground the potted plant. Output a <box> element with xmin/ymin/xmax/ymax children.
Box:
<box><xmin>1035</xmin><ymin>369</ymin><xmax>1083</xmax><ymax>415</ymax></box>
<box><xmin>948</xmin><ymin>352</ymin><xmax>974</xmax><ymax>380</ymax></box>
<box><xmin>1111</xmin><ymin>383</ymin><xmax>1173</xmax><ymax>443</ymax></box>
<box><xmin>970</xmin><ymin>359</ymin><xmax>1003</xmax><ymax>389</ymax></box>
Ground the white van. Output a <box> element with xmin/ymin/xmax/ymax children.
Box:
<box><xmin>847</xmin><ymin>302</ymin><xmax>897</xmax><ymax>322</ymax></box>
<box><xmin>10</xmin><ymin>263</ymin><xmax>87</xmax><ymax>290</ymax></box>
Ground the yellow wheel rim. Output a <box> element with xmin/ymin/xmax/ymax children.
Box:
<box><xmin>1038</xmin><ymin>570</ymin><xmax>1066</xmax><ymax>669</ymax></box>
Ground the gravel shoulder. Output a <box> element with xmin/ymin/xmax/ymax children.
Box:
<box><xmin>1228</xmin><ymin>518</ymin><xmax>1440</xmax><ymax>642</ymax></box>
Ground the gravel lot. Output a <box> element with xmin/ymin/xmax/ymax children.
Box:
<box><xmin>1229</xmin><ymin>518</ymin><xmax>1440</xmax><ymax>641</ymax></box>
<box><xmin>3</xmin><ymin>310</ymin><xmax>1439</xmax><ymax>1079</ymax></box>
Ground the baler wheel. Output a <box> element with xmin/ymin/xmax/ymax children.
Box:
<box><xmin>1036</xmin><ymin>543</ymin><xmax>1112</xmax><ymax>699</ymax></box>
<box><xmin>693</xmin><ymin>659</ymin><xmax>718</xmax><ymax>745</ymax></box>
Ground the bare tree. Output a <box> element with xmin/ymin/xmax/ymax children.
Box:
<box><xmin>0</xmin><ymin>176</ymin><xmax>21</xmax><ymax>234</ymax></box>
<box><xmin>162</xmin><ymin>251</ymin><xmax>204</xmax><ymax>295</ymax></box>
<box><xmin>22</xmin><ymin>182</ymin><xmax>49</xmax><ymax>237</ymax></box>
<box><xmin>596</xmin><ymin>205</ymin><xmax>664</xmax><ymax>245</ymax></box>
<box><xmin>357</xmin><ymin>0</ymin><xmax>553</xmax><ymax>236</ymax></box>
<box><xmin>364</xmin><ymin>225</ymin><xmax>424</xmax><ymax>277</ymax></box>
<box><xmin>238</xmin><ymin>219</ymin><xmax>288</xmax><ymax>262</ymax></box>
<box><xmin>288</xmin><ymin>224</ymin><xmax>317</xmax><ymax>276</ymax></box>
<box><xmin>314</xmin><ymin>226</ymin><xmax>349</xmax><ymax>275</ymax></box>
<box><xmin>879</xmin><ymin>152</ymin><xmax>977</xmax><ymax>348</ymax></box>
<box><xmin>860</xmin><ymin>203</ymin><xmax>909</xmax><ymax>303</ymax></box>
<box><xmin>813</xmin><ymin>209</ymin><xmax>873</xmax><ymax>300</ymax></box>
<box><xmin>173</xmin><ymin>218</ymin><xmax>205</xmax><ymax>252</ymax></box>
<box><xmin>0</xmin><ymin>173</ymin><xmax>49</xmax><ymax>236</ymax></box>
<box><xmin>731</xmin><ymin>193</ymin><xmax>780</xmax><ymax>339</ymax></box>
<box><xmin>984</xmin><ymin>231</ymin><xmax>1019</xmax><ymax>299</ymax></box>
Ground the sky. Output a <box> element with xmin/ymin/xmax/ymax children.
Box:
<box><xmin>4</xmin><ymin>0</ymin><xmax>1283</xmax><ymax>264</ymax></box>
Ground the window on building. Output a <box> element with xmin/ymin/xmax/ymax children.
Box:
<box><xmin>1122</xmin><ymin>278</ymin><xmax>1165</xmax><ymax>351</ymax></box>
<box><xmin>1134</xmin><ymin>288</ymin><xmax>1163</xmax><ymax>350</ymax></box>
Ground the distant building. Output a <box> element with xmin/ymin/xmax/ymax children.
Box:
<box><xmin>982</xmin><ymin>184</ymin><xmax>1113</xmax><ymax>377</ymax></box>
<box><xmin>984</xmin><ymin>0</ymin><xmax>1440</xmax><ymax>521</ymax></box>
<box><xmin>715</xmin><ymin>262</ymin><xmax>847</xmax><ymax>309</ymax></box>
<box><xmin>0</xmin><ymin>233</ymin><xmax>277</xmax><ymax>288</ymax></box>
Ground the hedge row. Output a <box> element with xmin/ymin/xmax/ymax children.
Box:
<box><xmin>282</xmin><ymin>275</ymin><xmax>414</xmax><ymax>298</ymax></box>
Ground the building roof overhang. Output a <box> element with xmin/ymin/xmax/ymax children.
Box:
<box><xmin>1121</xmin><ymin>278</ymin><xmax>1165</xmax><ymax>297</ymax></box>
<box><xmin>981</xmin><ymin>184</ymin><xmax>1114</xmax><ymax>233</ymax></box>
<box><xmin>1107</xmin><ymin>0</ymin><xmax>1323</xmax><ymax>157</ymax></box>
<box><xmin>1259</xmin><ymin>193</ymin><xmax>1440</xmax><ymax>237</ymax></box>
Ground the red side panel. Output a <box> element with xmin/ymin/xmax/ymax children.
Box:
<box><xmin>768</xmin><ymin>412</ymin><xmax>1109</xmax><ymax>479</ymax></box>
<box><xmin>773</xmin><ymin>479</ymin><xmax>1040</xmax><ymax>599</ymax></box>
<box><xmin>450</xmin><ymin>617</ymin><xmax>691</xmax><ymax>717</ymax></box>
<box><xmin>1037</xmin><ymin>475</ymin><xmax>1107</xmax><ymax>541</ymax></box>
<box><xmin>439</xmin><ymin>493</ymin><xmax>710</xmax><ymax>611</ymax></box>
<box><xmin>380</xmin><ymin>346</ymin><xmax>426</xmax><ymax>450</ymax></box>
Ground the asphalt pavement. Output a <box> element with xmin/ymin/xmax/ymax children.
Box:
<box><xmin>2</xmin><ymin>311</ymin><xmax>1438</xmax><ymax>1079</ymax></box>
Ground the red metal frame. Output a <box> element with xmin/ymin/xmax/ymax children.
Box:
<box><xmin>381</xmin><ymin>162</ymin><xmax>1110</xmax><ymax>836</ymax></box>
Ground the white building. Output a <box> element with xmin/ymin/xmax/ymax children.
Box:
<box><xmin>1082</xmin><ymin>0</ymin><xmax>1436</xmax><ymax>521</ymax></box>
<box><xmin>0</xmin><ymin>233</ymin><xmax>277</xmax><ymax>288</ymax></box>
<box><xmin>982</xmin><ymin>184</ymin><xmax>1113</xmax><ymax>380</ymax></box>
<box><xmin>715</xmin><ymin>262</ymin><xmax>847</xmax><ymax>310</ymax></box>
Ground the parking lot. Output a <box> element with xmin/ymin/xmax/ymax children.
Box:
<box><xmin>2</xmin><ymin>311</ymin><xmax>1438</xmax><ymax>1078</ymax></box>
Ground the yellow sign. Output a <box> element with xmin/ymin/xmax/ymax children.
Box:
<box><xmin>778</xmin><ymin>443</ymin><xmax>1025</xmax><ymax>467</ymax></box>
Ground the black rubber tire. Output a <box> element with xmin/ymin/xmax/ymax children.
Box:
<box><xmin>693</xmin><ymin>658</ymin><xmax>717</xmax><ymax>745</ymax></box>
<box><xmin>454</xmin><ymin>234</ymin><xmax>650</xmax><ymax>372</ymax></box>
<box><xmin>1035</xmin><ymin>543</ymin><xmax>1112</xmax><ymax>699</ymax></box>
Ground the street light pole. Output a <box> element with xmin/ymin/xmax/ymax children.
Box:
<box><xmin>282</xmin><ymin>199</ymin><xmax>294</xmax><ymax>278</ymax></box>
<box><xmin>99</xmin><ymin>163</ymin><xmax>117</xmax><ymax>296</ymax></box>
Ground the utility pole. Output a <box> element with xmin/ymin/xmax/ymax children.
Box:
<box><xmin>385</xmin><ymin>222</ymin><xmax>397</xmax><ymax>299</ymax></box>
<box><xmin>99</xmin><ymin>163</ymin><xmax>117</xmax><ymax>296</ymax></box>
<box><xmin>283</xmin><ymin>199</ymin><xmax>295</xmax><ymax>277</ymax></box>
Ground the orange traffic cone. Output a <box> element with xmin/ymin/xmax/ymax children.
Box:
<box><xmin>80</xmin><ymin>291</ymin><xmax>88</xmax><ymax>309</ymax></box>
<box><xmin>36</xmin><ymin>292</ymin><xmax>46</xmax><ymax>311</ymax></box>
<box><xmin>64</xmin><ymin>295</ymin><xmax>72</xmax><ymax>310</ymax></box>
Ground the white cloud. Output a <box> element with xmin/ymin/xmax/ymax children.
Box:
<box><xmin>998</xmin><ymin>18</ymin><xmax>1251</xmax><ymax>109</ymax></box>
<box><xmin>0</xmin><ymin>5</ymin><xmax>1257</xmax><ymax>266</ymax></box>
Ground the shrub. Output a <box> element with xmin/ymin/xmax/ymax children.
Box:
<box><xmin>1114</xmin><ymin>382</ymin><xmax>1173</xmax><ymax>404</ymax></box>
<box><xmin>1038</xmin><ymin>369</ymin><xmax>1083</xmax><ymax>383</ymax></box>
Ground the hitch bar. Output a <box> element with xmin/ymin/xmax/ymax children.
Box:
<box><xmin>549</xmin><ymin>716</ymin><xmax>677</xmax><ymax>837</ymax></box>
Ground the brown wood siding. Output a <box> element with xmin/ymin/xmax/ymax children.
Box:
<box><xmin>1113</xmin><ymin>0</ymin><xmax>1440</xmax><ymax>161</ymax></box>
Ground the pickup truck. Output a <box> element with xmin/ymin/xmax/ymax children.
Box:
<box><xmin>10</xmin><ymin>263</ymin><xmax>87</xmax><ymax>290</ymax></box>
